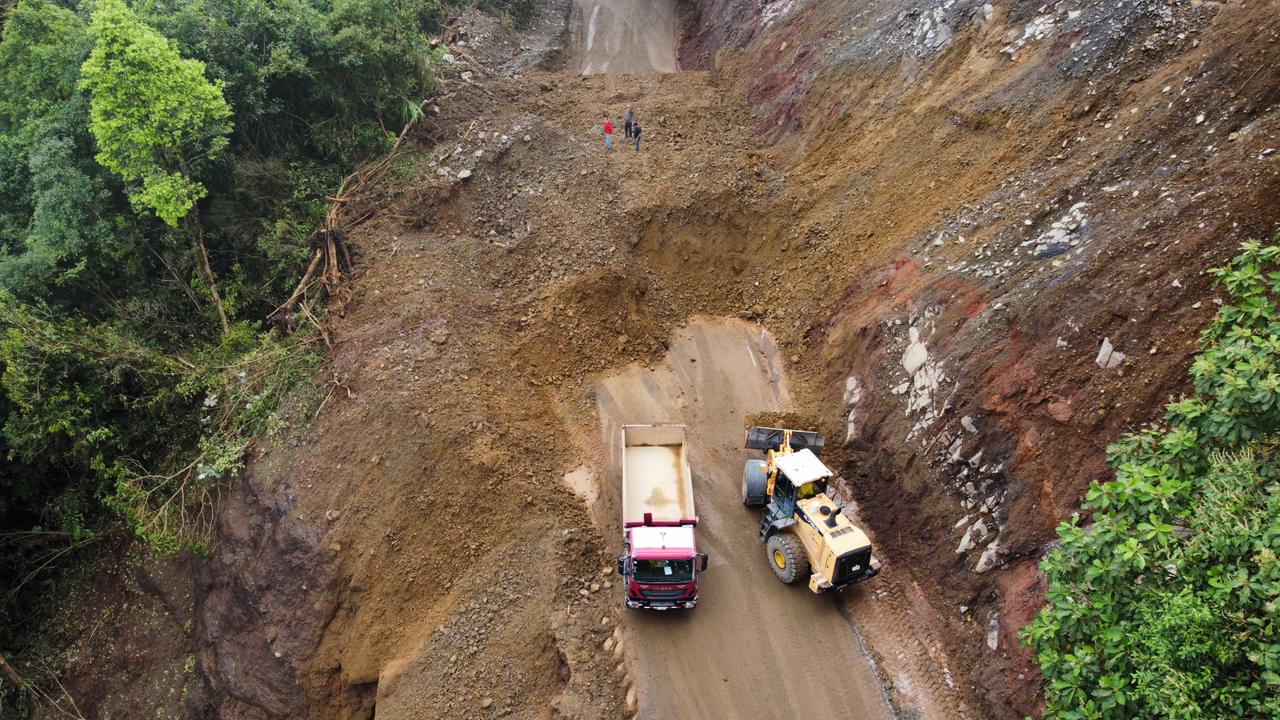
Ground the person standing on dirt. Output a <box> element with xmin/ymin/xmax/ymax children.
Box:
<box><xmin>632</xmin><ymin>121</ymin><xmax>642</xmax><ymax>151</ymax></box>
<box><xmin>624</xmin><ymin>106</ymin><xmax>634</xmax><ymax>139</ymax></box>
<box><xmin>603</xmin><ymin>116</ymin><xmax>614</xmax><ymax>150</ymax></box>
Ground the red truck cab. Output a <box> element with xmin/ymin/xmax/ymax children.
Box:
<box><xmin>619</xmin><ymin>521</ymin><xmax>708</xmax><ymax>610</ymax></box>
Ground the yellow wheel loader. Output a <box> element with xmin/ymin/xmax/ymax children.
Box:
<box><xmin>742</xmin><ymin>427</ymin><xmax>880</xmax><ymax>592</ymax></box>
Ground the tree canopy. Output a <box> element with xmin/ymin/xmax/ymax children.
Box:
<box><xmin>81</xmin><ymin>0</ymin><xmax>232</xmax><ymax>227</ymax></box>
<box><xmin>1026</xmin><ymin>239</ymin><xmax>1280</xmax><ymax>720</ymax></box>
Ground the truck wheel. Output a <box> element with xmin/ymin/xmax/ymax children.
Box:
<box><xmin>765</xmin><ymin>533</ymin><xmax>810</xmax><ymax>584</ymax></box>
<box><xmin>742</xmin><ymin>460</ymin><xmax>768</xmax><ymax>506</ymax></box>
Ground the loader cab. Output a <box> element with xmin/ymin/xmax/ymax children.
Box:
<box><xmin>761</xmin><ymin>449</ymin><xmax>835</xmax><ymax>537</ymax></box>
<box><xmin>769</xmin><ymin>473</ymin><xmax>822</xmax><ymax>512</ymax></box>
<box><xmin>774</xmin><ymin>449</ymin><xmax>832</xmax><ymax>505</ymax></box>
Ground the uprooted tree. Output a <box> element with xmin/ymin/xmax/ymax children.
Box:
<box><xmin>79</xmin><ymin>0</ymin><xmax>233</xmax><ymax>335</ymax></box>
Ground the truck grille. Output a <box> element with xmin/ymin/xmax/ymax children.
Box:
<box><xmin>639</xmin><ymin>586</ymin><xmax>690</xmax><ymax>599</ymax></box>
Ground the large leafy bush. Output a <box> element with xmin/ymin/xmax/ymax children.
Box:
<box><xmin>1026</xmin><ymin>239</ymin><xmax>1280</xmax><ymax>719</ymax></box>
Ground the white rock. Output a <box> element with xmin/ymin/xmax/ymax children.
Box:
<box><xmin>457</xmin><ymin>168</ymin><xmax>472</xmax><ymax>180</ymax></box>
<box><xmin>843</xmin><ymin>376</ymin><xmax>863</xmax><ymax>406</ymax></box>
<box><xmin>986</xmin><ymin>613</ymin><xmax>1000</xmax><ymax>649</ymax></box>
<box><xmin>974</xmin><ymin>540</ymin><xmax>1001</xmax><ymax>573</ymax></box>
<box><xmin>1095</xmin><ymin>337</ymin><xmax>1126</xmax><ymax>369</ymax></box>
<box><xmin>902</xmin><ymin>327</ymin><xmax>929</xmax><ymax>377</ymax></box>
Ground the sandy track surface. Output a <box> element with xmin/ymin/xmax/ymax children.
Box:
<box><xmin>594</xmin><ymin>319</ymin><xmax>894</xmax><ymax>720</ymax></box>
<box><xmin>570</xmin><ymin>0</ymin><xmax>677</xmax><ymax>75</ymax></box>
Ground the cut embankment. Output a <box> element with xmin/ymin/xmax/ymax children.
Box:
<box><xmin>571</xmin><ymin>0</ymin><xmax>678</xmax><ymax>75</ymax></box>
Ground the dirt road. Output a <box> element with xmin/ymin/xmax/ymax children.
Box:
<box><xmin>593</xmin><ymin>319</ymin><xmax>894</xmax><ymax>720</ymax></box>
<box><xmin>570</xmin><ymin>0</ymin><xmax>677</xmax><ymax>75</ymax></box>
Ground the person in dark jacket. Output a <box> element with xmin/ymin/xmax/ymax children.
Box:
<box><xmin>624</xmin><ymin>106</ymin><xmax>634</xmax><ymax>138</ymax></box>
<box><xmin>632</xmin><ymin>121</ymin><xmax>642</xmax><ymax>151</ymax></box>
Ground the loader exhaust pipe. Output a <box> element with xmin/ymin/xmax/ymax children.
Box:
<box><xmin>819</xmin><ymin>505</ymin><xmax>839</xmax><ymax>528</ymax></box>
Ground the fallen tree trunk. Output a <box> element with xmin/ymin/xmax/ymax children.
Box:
<box><xmin>268</xmin><ymin>94</ymin><xmax>438</xmax><ymax>332</ymax></box>
<box><xmin>185</xmin><ymin>212</ymin><xmax>230</xmax><ymax>337</ymax></box>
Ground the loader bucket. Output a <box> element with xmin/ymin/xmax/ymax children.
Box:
<box><xmin>744</xmin><ymin>426</ymin><xmax>825</xmax><ymax>456</ymax></box>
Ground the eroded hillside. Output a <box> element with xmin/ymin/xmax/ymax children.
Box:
<box><xmin>24</xmin><ymin>0</ymin><xmax>1280</xmax><ymax>718</ymax></box>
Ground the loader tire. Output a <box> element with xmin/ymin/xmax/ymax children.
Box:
<box><xmin>742</xmin><ymin>460</ymin><xmax>768</xmax><ymax>506</ymax></box>
<box><xmin>766</xmin><ymin>533</ymin><xmax>810</xmax><ymax>585</ymax></box>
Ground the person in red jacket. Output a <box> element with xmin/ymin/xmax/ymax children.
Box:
<box><xmin>603</xmin><ymin>117</ymin><xmax>614</xmax><ymax>150</ymax></box>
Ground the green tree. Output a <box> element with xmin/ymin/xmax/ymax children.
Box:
<box><xmin>1026</xmin><ymin>239</ymin><xmax>1280</xmax><ymax>719</ymax></box>
<box><xmin>0</xmin><ymin>0</ymin><xmax>88</xmax><ymax>128</ymax></box>
<box><xmin>0</xmin><ymin>0</ymin><xmax>121</xmax><ymax>300</ymax></box>
<box><xmin>80</xmin><ymin>0</ymin><xmax>234</xmax><ymax>334</ymax></box>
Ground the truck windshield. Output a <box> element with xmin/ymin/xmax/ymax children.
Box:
<box><xmin>633</xmin><ymin>558</ymin><xmax>693</xmax><ymax>583</ymax></box>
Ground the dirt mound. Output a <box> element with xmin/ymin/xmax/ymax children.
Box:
<box><xmin>745</xmin><ymin>411</ymin><xmax>818</xmax><ymax>434</ymax></box>
<box><xmin>515</xmin><ymin>269</ymin><xmax>667</xmax><ymax>381</ymax></box>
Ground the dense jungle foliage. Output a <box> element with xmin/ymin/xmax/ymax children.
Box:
<box><xmin>1027</xmin><ymin>239</ymin><xmax>1280</xmax><ymax>719</ymax></box>
<box><xmin>0</xmin><ymin>0</ymin><xmax>537</xmax><ymax>679</ymax></box>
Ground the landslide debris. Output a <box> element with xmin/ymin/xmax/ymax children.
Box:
<box><xmin>27</xmin><ymin>1</ymin><xmax>1280</xmax><ymax>719</ymax></box>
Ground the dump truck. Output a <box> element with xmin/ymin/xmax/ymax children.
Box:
<box><xmin>742</xmin><ymin>426</ymin><xmax>880</xmax><ymax>593</ymax></box>
<box><xmin>616</xmin><ymin>424</ymin><xmax>708</xmax><ymax>610</ymax></box>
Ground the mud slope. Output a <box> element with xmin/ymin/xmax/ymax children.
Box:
<box><xmin>37</xmin><ymin>0</ymin><xmax>1279</xmax><ymax>718</ymax></box>
<box><xmin>198</xmin><ymin>0</ymin><xmax>1277</xmax><ymax>714</ymax></box>
<box><xmin>591</xmin><ymin>319</ymin><xmax>892</xmax><ymax>720</ymax></box>
<box><xmin>570</xmin><ymin>0</ymin><xmax>677</xmax><ymax>75</ymax></box>
<box><xmin>678</xmin><ymin>0</ymin><xmax>1280</xmax><ymax>717</ymax></box>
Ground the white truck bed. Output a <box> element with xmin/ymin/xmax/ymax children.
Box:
<box><xmin>621</xmin><ymin>424</ymin><xmax>695</xmax><ymax>524</ymax></box>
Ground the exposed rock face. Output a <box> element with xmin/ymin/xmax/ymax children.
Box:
<box><xmin>680</xmin><ymin>0</ymin><xmax>1280</xmax><ymax>716</ymax></box>
<box><xmin>197</xmin><ymin>467</ymin><xmax>341</xmax><ymax>718</ymax></box>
